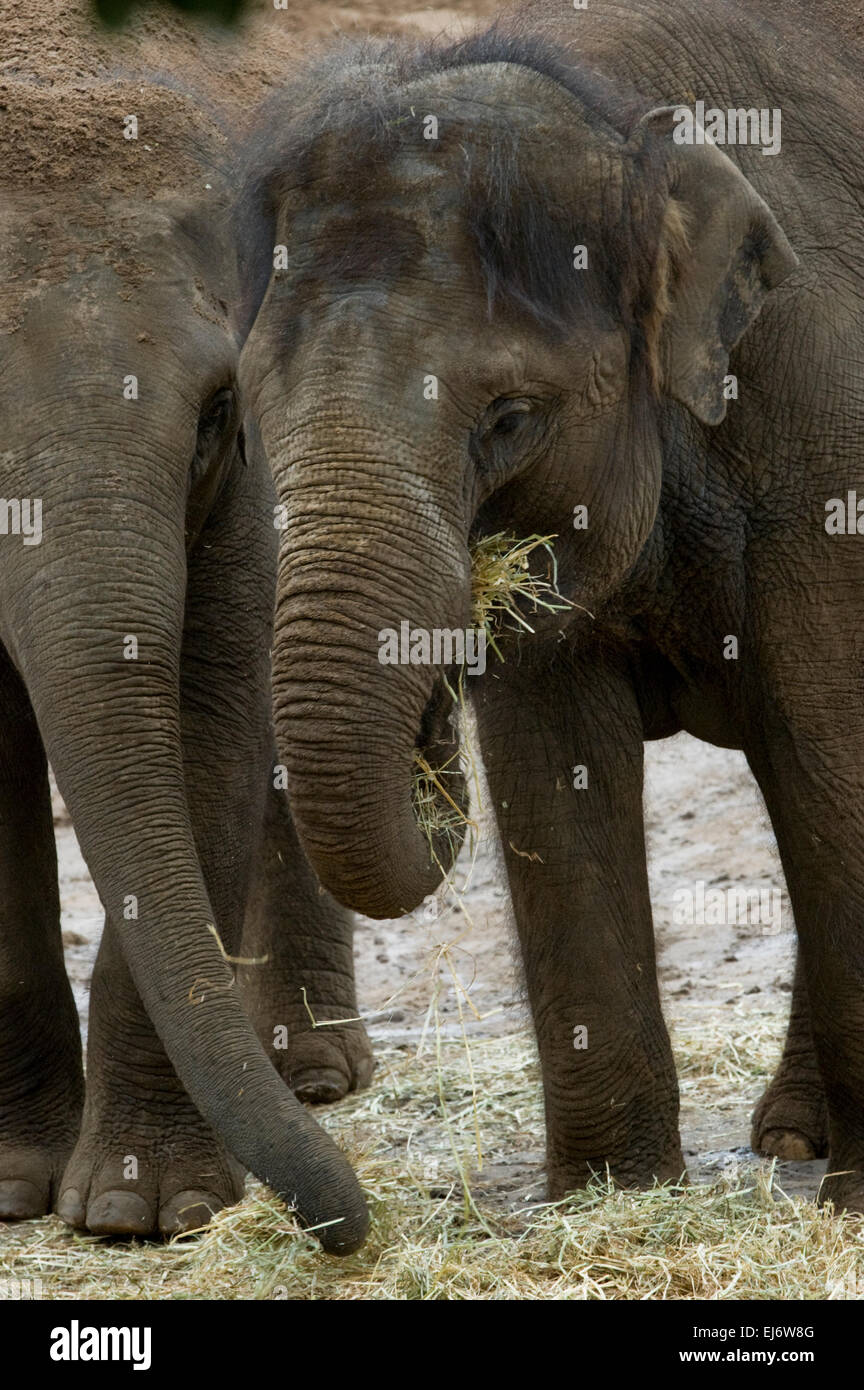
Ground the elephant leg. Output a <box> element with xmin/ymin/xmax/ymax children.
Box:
<box><xmin>474</xmin><ymin>645</ymin><xmax>684</xmax><ymax>1196</ymax></box>
<box><xmin>0</xmin><ymin>649</ymin><xmax>84</xmax><ymax>1218</ymax></box>
<box><xmin>746</xmin><ymin>695</ymin><xmax>864</xmax><ymax>1213</ymax></box>
<box><xmin>751</xmin><ymin>953</ymin><xmax>828</xmax><ymax>1160</ymax></box>
<box><xmin>239</xmin><ymin>775</ymin><xmax>374</xmax><ymax>1105</ymax></box>
<box><xmin>57</xmin><ymin>454</ymin><xmax>274</xmax><ymax>1237</ymax></box>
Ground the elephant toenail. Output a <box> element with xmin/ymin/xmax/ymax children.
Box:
<box><xmin>158</xmin><ymin>1190</ymin><xmax>222</xmax><ymax>1234</ymax></box>
<box><xmin>56</xmin><ymin>1188</ymin><xmax>87</xmax><ymax>1228</ymax></box>
<box><xmin>85</xmin><ymin>1191</ymin><xmax>152</xmax><ymax>1236</ymax></box>
<box><xmin>0</xmin><ymin>1179</ymin><xmax>47</xmax><ymax>1219</ymax></box>
<box><xmin>760</xmin><ymin>1130</ymin><xmax>816</xmax><ymax>1162</ymax></box>
<box><xmin>291</xmin><ymin>1067</ymin><xmax>348</xmax><ymax>1104</ymax></box>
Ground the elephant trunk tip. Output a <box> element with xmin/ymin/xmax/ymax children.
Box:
<box><xmin>320</xmin><ymin>750</ymin><xmax>468</xmax><ymax>920</ymax></box>
<box><xmin>279</xmin><ymin>660</ymin><xmax>472</xmax><ymax>920</ymax></box>
<box><xmin>314</xmin><ymin>1208</ymin><xmax>370</xmax><ymax>1256</ymax></box>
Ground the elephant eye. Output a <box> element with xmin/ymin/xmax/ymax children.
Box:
<box><xmin>190</xmin><ymin>387</ymin><xmax>238</xmax><ymax>489</ymax></box>
<box><xmin>471</xmin><ymin>397</ymin><xmax>544</xmax><ymax>485</ymax></box>
<box><xmin>196</xmin><ymin>387</ymin><xmax>237</xmax><ymax>454</ymax></box>
<box><xmin>482</xmin><ymin>396</ymin><xmax>534</xmax><ymax>442</ymax></box>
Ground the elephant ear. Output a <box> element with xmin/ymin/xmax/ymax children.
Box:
<box><xmin>628</xmin><ymin>106</ymin><xmax>798</xmax><ymax>425</ymax></box>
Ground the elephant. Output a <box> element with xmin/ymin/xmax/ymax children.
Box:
<box><xmin>0</xmin><ymin>3</ymin><xmax>372</xmax><ymax>1249</ymax></box>
<box><xmin>237</xmin><ymin>0</ymin><xmax>864</xmax><ymax>1213</ymax></box>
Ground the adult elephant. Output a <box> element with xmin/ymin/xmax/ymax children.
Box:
<box><xmin>238</xmin><ymin>0</ymin><xmax>863</xmax><ymax>1210</ymax></box>
<box><xmin>0</xmin><ymin>3</ymin><xmax>370</xmax><ymax>1249</ymax></box>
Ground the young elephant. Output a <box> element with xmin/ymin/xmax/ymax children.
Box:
<box><xmin>238</xmin><ymin>1</ymin><xmax>864</xmax><ymax>1211</ymax></box>
<box><xmin>0</xmin><ymin>7</ymin><xmax>370</xmax><ymax>1250</ymax></box>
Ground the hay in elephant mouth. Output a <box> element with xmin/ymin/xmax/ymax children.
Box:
<box><xmin>469</xmin><ymin>531</ymin><xmax>585</xmax><ymax>656</ymax></box>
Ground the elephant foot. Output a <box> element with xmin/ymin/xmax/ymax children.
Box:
<box><xmin>271</xmin><ymin>1014</ymin><xmax>376</xmax><ymax>1104</ymax></box>
<box><xmin>546</xmin><ymin>1141</ymin><xmax>688</xmax><ymax>1199</ymax></box>
<box><xmin>751</xmin><ymin>1077</ymin><xmax>829</xmax><ymax>1161</ymax></box>
<box><xmin>56</xmin><ymin>1107</ymin><xmax>246</xmax><ymax>1238</ymax></box>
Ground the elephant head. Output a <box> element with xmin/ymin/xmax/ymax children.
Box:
<box><xmin>238</xmin><ymin>34</ymin><xmax>796</xmax><ymax>921</ymax></box>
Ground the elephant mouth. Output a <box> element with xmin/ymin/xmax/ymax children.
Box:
<box><xmin>411</xmin><ymin>671</ymin><xmax>470</xmax><ymax>879</ymax></box>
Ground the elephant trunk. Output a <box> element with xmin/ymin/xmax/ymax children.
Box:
<box><xmin>272</xmin><ymin>425</ymin><xmax>471</xmax><ymax>919</ymax></box>
<box><xmin>0</xmin><ymin>463</ymin><xmax>367</xmax><ymax>1253</ymax></box>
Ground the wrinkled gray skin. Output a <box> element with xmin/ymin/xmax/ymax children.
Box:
<box><xmin>0</xmin><ymin>182</ymin><xmax>371</xmax><ymax>1251</ymax></box>
<box><xmin>240</xmin><ymin>0</ymin><xmax>864</xmax><ymax>1212</ymax></box>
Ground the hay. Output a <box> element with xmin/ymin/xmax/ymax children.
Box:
<box><xmin>3</xmin><ymin>1027</ymin><xmax>862</xmax><ymax>1300</ymax></box>
<box><xmin>470</xmin><ymin>531</ymin><xmax>582</xmax><ymax>657</ymax></box>
<box><xmin>412</xmin><ymin>749</ymin><xmax>477</xmax><ymax>870</ymax></box>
